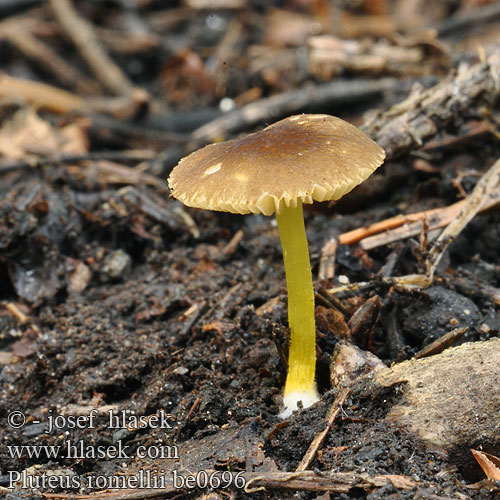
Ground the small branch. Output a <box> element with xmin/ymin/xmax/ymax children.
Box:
<box><xmin>329</xmin><ymin>157</ymin><xmax>500</xmax><ymax>293</ymax></box>
<box><xmin>191</xmin><ymin>78</ymin><xmax>397</xmax><ymax>144</ymax></box>
<box><xmin>426</xmin><ymin>157</ymin><xmax>500</xmax><ymax>280</ymax></box>
<box><xmin>338</xmin><ymin>201</ymin><xmax>465</xmax><ymax>247</ymax></box>
<box><xmin>0</xmin><ymin>150</ymin><xmax>157</xmax><ymax>174</ymax></box>
<box><xmin>358</xmin><ymin>201</ymin><xmax>465</xmax><ymax>250</ymax></box>
<box><xmin>435</xmin><ymin>1</ymin><xmax>500</xmax><ymax>37</ymax></box>
<box><xmin>339</xmin><ymin>176</ymin><xmax>499</xmax><ymax>251</ymax></box>
<box><xmin>0</xmin><ymin>19</ymin><xmax>99</xmax><ymax>94</ymax></box>
<box><xmin>296</xmin><ymin>387</ymin><xmax>350</xmax><ymax>471</ymax></box>
<box><xmin>50</xmin><ymin>0</ymin><xmax>136</xmax><ymax>96</ymax></box>
<box><xmin>41</xmin><ymin>469</ymin><xmax>418</xmax><ymax>499</ymax></box>
<box><xmin>244</xmin><ymin>469</ymin><xmax>416</xmax><ymax>494</ymax></box>
<box><xmin>0</xmin><ymin>73</ymin><xmax>85</xmax><ymax>113</ymax></box>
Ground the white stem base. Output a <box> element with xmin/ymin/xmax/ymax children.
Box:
<box><xmin>280</xmin><ymin>389</ymin><xmax>320</xmax><ymax>419</ymax></box>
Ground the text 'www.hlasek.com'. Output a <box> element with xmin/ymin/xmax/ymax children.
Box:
<box><xmin>5</xmin><ymin>409</ymin><xmax>246</xmax><ymax>491</ymax></box>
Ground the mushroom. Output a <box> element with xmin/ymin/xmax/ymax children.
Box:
<box><xmin>168</xmin><ymin>114</ymin><xmax>385</xmax><ymax>417</ymax></box>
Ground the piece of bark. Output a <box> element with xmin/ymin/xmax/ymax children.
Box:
<box><xmin>363</xmin><ymin>51</ymin><xmax>500</xmax><ymax>160</ymax></box>
<box><xmin>354</xmin><ymin>338</ymin><xmax>500</xmax><ymax>476</ymax></box>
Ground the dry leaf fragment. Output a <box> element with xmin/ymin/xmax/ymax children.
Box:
<box><xmin>471</xmin><ymin>449</ymin><xmax>500</xmax><ymax>480</ymax></box>
<box><xmin>0</xmin><ymin>108</ymin><xmax>87</xmax><ymax>161</ymax></box>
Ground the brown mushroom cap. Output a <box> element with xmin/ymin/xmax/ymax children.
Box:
<box><xmin>168</xmin><ymin>114</ymin><xmax>385</xmax><ymax>216</ymax></box>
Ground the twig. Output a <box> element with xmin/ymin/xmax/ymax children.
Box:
<box><xmin>338</xmin><ymin>201</ymin><xmax>466</xmax><ymax>246</ymax></box>
<box><xmin>40</xmin><ymin>469</ymin><xmax>418</xmax><ymax>499</ymax></box>
<box><xmin>435</xmin><ymin>1</ymin><xmax>500</xmax><ymax>37</ymax></box>
<box><xmin>70</xmin><ymin>161</ymin><xmax>164</xmax><ymax>188</ymax></box>
<box><xmin>178</xmin><ymin>301</ymin><xmax>207</xmax><ymax>339</ymax></box>
<box><xmin>0</xmin><ymin>73</ymin><xmax>85</xmax><ymax>113</ymax></box>
<box><xmin>413</xmin><ymin>327</ymin><xmax>468</xmax><ymax>360</ymax></box>
<box><xmin>451</xmin><ymin>274</ymin><xmax>500</xmax><ymax>306</ymax></box>
<box><xmin>184</xmin><ymin>397</ymin><xmax>201</xmax><ymax>422</ymax></box>
<box><xmin>0</xmin><ymin>19</ymin><xmax>99</xmax><ymax>94</ymax></box>
<box><xmin>358</xmin><ymin>202</ymin><xmax>466</xmax><ymax>250</ymax></box>
<box><xmin>191</xmin><ymin>78</ymin><xmax>397</xmax><ymax>144</ymax></box>
<box><xmin>4</xmin><ymin>302</ymin><xmax>29</xmax><ymax>324</ymax></box>
<box><xmin>222</xmin><ymin>229</ymin><xmax>244</xmax><ymax>255</ymax></box>
<box><xmin>339</xmin><ymin>178</ymin><xmax>500</xmax><ymax>251</ymax></box>
<box><xmin>0</xmin><ymin>150</ymin><xmax>157</xmax><ymax>174</ymax></box>
<box><xmin>296</xmin><ymin>387</ymin><xmax>350</xmax><ymax>471</ymax></box>
<box><xmin>120</xmin><ymin>187</ymin><xmax>199</xmax><ymax>236</ymax></box>
<box><xmin>425</xmin><ymin>157</ymin><xmax>500</xmax><ymax>280</ymax></box>
<box><xmin>49</xmin><ymin>0</ymin><xmax>136</xmax><ymax>96</ymax></box>
<box><xmin>329</xmin><ymin>157</ymin><xmax>500</xmax><ymax>293</ymax></box>
<box><xmin>244</xmin><ymin>470</ymin><xmax>416</xmax><ymax>494</ymax></box>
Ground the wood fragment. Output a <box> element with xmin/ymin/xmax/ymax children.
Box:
<box><xmin>308</xmin><ymin>35</ymin><xmax>432</xmax><ymax>79</ymax></box>
<box><xmin>363</xmin><ymin>339</ymin><xmax>500</xmax><ymax>470</ymax></box>
<box><xmin>171</xmin><ymin>206</ymin><xmax>200</xmax><ymax>239</ymax></box>
<box><xmin>315</xmin><ymin>286</ymin><xmax>355</xmax><ymax>316</ymax></box>
<box><xmin>70</xmin><ymin>160</ymin><xmax>164</xmax><ymax>188</ymax></box>
<box><xmin>67</xmin><ymin>261</ymin><xmax>92</xmax><ymax>294</ymax></box>
<box><xmin>296</xmin><ymin>388</ymin><xmax>350</xmax><ymax>471</ymax></box>
<box><xmin>184</xmin><ymin>397</ymin><xmax>201</xmax><ymax>422</ymax></box>
<box><xmin>255</xmin><ymin>296</ymin><xmax>282</xmax><ymax>317</ymax></box>
<box><xmin>244</xmin><ymin>469</ymin><xmax>416</xmax><ymax>494</ymax></box>
<box><xmin>422</xmin><ymin>120</ymin><xmax>491</xmax><ymax>153</ymax></box>
<box><xmin>214</xmin><ymin>283</ymin><xmax>245</xmax><ymax>320</ymax></box>
<box><xmin>318</xmin><ymin>238</ymin><xmax>337</xmax><ymax>281</ymax></box>
<box><xmin>178</xmin><ymin>301</ymin><xmax>207</xmax><ymax>339</ymax></box>
<box><xmin>364</xmin><ymin>52</ymin><xmax>500</xmax><ymax>160</ymax></box>
<box><xmin>222</xmin><ymin>229</ymin><xmax>244</xmax><ymax>256</ymax></box>
<box><xmin>0</xmin><ymin>150</ymin><xmax>158</xmax><ymax>173</ymax></box>
<box><xmin>378</xmin><ymin>244</ymin><xmax>406</xmax><ymax>277</ymax></box>
<box><xmin>425</xmin><ymin>157</ymin><xmax>500</xmax><ymax>281</ymax></box>
<box><xmin>4</xmin><ymin>302</ymin><xmax>29</xmax><ymax>324</ymax></box>
<box><xmin>413</xmin><ymin>327</ymin><xmax>468</xmax><ymax>360</ymax></box>
<box><xmin>339</xmin><ymin>160</ymin><xmax>500</xmax><ymax>252</ymax></box>
<box><xmin>0</xmin><ymin>352</ymin><xmax>19</xmax><ymax>365</ymax></box>
<box><xmin>330</xmin><ymin>342</ymin><xmax>385</xmax><ymax>389</ymax></box>
<box><xmin>177</xmin><ymin>303</ymin><xmax>199</xmax><ymax>322</ymax></box>
<box><xmin>347</xmin><ymin>295</ymin><xmax>382</xmax><ymax>338</ymax></box>
<box><xmin>315</xmin><ymin>305</ymin><xmax>350</xmax><ymax>339</ymax></box>
<box><xmin>451</xmin><ymin>274</ymin><xmax>500</xmax><ymax>306</ymax></box>
<box><xmin>339</xmin><ymin>201</ymin><xmax>466</xmax><ymax>246</ymax></box>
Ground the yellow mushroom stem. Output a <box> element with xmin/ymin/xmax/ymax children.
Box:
<box><xmin>276</xmin><ymin>201</ymin><xmax>319</xmax><ymax>408</ymax></box>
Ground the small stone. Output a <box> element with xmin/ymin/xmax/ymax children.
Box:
<box><xmin>99</xmin><ymin>249</ymin><xmax>132</xmax><ymax>283</ymax></box>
